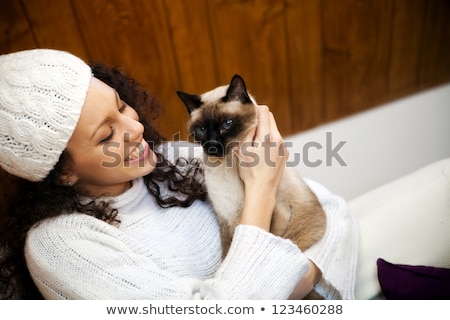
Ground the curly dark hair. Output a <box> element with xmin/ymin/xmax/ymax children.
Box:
<box><xmin>0</xmin><ymin>63</ymin><xmax>206</xmax><ymax>299</ymax></box>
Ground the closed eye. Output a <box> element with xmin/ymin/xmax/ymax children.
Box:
<box><xmin>100</xmin><ymin>126</ymin><xmax>114</xmax><ymax>144</ymax></box>
<box><xmin>99</xmin><ymin>100</ymin><xmax>127</xmax><ymax>144</ymax></box>
<box><xmin>119</xmin><ymin>101</ymin><xmax>127</xmax><ymax>113</ymax></box>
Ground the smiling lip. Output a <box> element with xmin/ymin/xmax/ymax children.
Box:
<box><xmin>125</xmin><ymin>140</ymin><xmax>150</xmax><ymax>164</ymax></box>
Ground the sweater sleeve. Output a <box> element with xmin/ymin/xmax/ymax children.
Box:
<box><xmin>203</xmin><ymin>225</ymin><xmax>310</xmax><ymax>299</ymax></box>
<box><xmin>25</xmin><ymin>216</ymin><xmax>309</xmax><ymax>300</ymax></box>
<box><xmin>302</xmin><ymin>179</ymin><xmax>359</xmax><ymax>300</ymax></box>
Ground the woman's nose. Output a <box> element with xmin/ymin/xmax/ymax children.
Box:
<box><xmin>123</xmin><ymin>118</ymin><xmax>144</xmax><ymax>142</ymax></box>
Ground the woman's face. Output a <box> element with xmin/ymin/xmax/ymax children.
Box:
<box><xmin>66</xmin><ymin>77</ymin><xmax>157</xmax><ymax>197</ymax></box>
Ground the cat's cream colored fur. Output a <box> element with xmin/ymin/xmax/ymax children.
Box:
<box><xmin>186</xmin><ymin>82</ymin><xmax>326</xmax><ymax>257</ymax></box>
<box><xmin>179</xmin><ymin>76</ymin><xmax>328</xmax><ymax>299</ymax></box>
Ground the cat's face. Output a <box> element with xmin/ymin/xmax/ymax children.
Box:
<box><xmin>177</xmin><ymin>75</ymin><xmax>257</xmax><ymax>157</ymax></box>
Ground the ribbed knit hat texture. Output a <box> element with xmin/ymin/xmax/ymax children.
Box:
<box><xmin>0</xmin><ymin>49</ymin><xmax>92</xmax><ymax>181</ymax></box>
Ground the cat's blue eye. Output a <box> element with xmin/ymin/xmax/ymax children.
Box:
<box><xmin>223</xmin><ymin>119</ymin><xmax>233</xmax><ymax>130</ymax></box>
<box><xmin>195</xmin><ymin>127</ymin><xmax>207</xmax><ymax>139</ymax></box>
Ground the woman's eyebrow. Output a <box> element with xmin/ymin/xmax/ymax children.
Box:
<box><xmin>90</xmin><ymin>91</ymin><xmax>121</xmax><ymax>140</ymax></box>
<box><xmin>90</xmin><ymin>117</ymin><xmax>109</xmax><ymax>140</ymax></box>
<box><xmin>115</xmin><ymin>91</ymin><xmax>121</xmax><ymax>106</ymax></box>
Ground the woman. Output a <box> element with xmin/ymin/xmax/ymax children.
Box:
<box><xmin>0</xmin><ymin>49</ymin><xmax>357</xmax><ymax>299</ymax></box>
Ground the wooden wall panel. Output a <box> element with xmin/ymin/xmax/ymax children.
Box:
<box><xmin>389</xmin><ymin>0</ymin><xmax>427</xmax><ymax>94</ymax></box>
<box><xmin>165</xmin><ymin>0</ymin><xmax>219</xmax><ymax>92</ymax></box>
<box><xmin>0</xmin><ymin>0</ymin><xmax>449</xmax><ymax>139</ymax></box>
<box><xmin>420</xmin><ymin>0</ymin><xmax>450</xmax><ymax>86</ymax></box>
<box><xmin>71</xmin><ymin>0</ymin><xmax>182</xmax><ymax>137</ymax></box>
<box><xmin>206</xmin><ymin>0</ymin><xmax>293</xmax><ymax>135</ymax></box>
<box><xmin>164</xmin><ymin>0</ymin><xmax>219</xmax><ymax>138</ymax></box>
<box><xmin>323</xmin><ymin>0</ymin><xmax>394</xmax><ymax>121</ymax></box>
<box><xmin>0</xmin><ymin>0</ymin><xmax>36</xmax><ymax>52</ymax></box>
<box><xmin>22</xmin><ymin>0</ymin><xmax>88</xmax><ymax>58</ymax></box>
<box><xmin>286</xmin><ymin>0</ymin><xmax>324</xmax><ymax>130</ymax></box>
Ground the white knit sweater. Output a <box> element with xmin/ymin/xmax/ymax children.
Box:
<box><xmin>24</xmin><ymin>145</ymin><xmax>357</xmax><ymax>299</ymax></box>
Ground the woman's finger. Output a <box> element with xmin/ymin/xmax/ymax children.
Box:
<box><xmin>254</xmin><ymin>105</ymin><xmax>271</xmax><ymax>142</ymax></box>
<box><xmin>268</xmin><ymin>110</ymin><xmax>289</xmax><ymax>160</ymax></box>
<box><xmin>268</xmin><ymin>111</ymin><xmax>282</xmax><ymax>141</ymax></box>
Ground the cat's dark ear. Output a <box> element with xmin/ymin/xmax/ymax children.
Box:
<box><xmin>224</xmin><ymin>74</ymin><xmax>252</xmax><ymax>104</ymax></box>
<box><xmin>177</xmin><ymin>91</ymin><xmax>202</xmax><ymax>114</ymax></box>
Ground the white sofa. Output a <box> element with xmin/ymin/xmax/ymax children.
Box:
<box><xmin>287</xmin><ymin>83</ymin><xmax>450</xmax><ymax>299</ymax></box>
<box><xmin>350</xmin><ymin>157</ymin><xmax>450</xmax><ymax>299</ymax></box>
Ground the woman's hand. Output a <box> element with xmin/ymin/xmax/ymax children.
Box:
<box><xmin>237</xmin><ymin>105</ymin><xmax>289</xmax><ymax>231</ymax></box>
<box><xmin>288</xmin><ymin>260</ymin><xmax>323</xmax><ymax>299</ymax></box>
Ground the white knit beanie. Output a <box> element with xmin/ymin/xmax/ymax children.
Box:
<box><xmin>0</xmin><ymin>49</ymin><xmax>92</xmax><ymax>181</ymax></box>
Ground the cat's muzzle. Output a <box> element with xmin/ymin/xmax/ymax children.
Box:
<box><xmin>203</xmin><ymin>141</ymin><xmax>225</xmax><ymax>157</ymax></box>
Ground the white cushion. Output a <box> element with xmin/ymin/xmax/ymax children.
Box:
<box><xmin>349</xmin><ymin>158</ymin><xmax>450</xmax><ymax>299</ymax></box>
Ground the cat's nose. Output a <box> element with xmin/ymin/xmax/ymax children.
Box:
<box><xmin>204</xmin><ymin>141</ymin><xmax>224</xmax><ymax>157</ymax></box>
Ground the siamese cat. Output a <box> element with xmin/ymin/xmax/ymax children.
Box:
<box><xmin>177</xmin><ymin>75</ymin><xmax>328</xmax><ymax>299</ymax></box>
